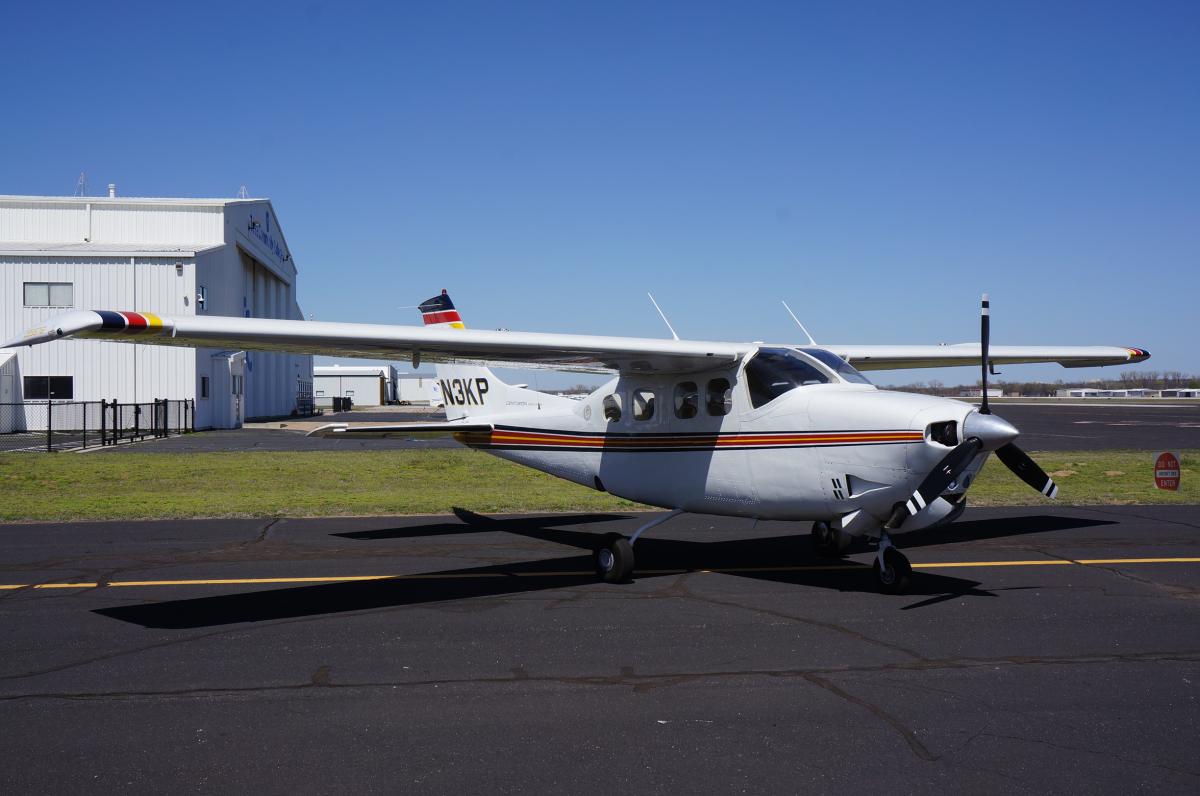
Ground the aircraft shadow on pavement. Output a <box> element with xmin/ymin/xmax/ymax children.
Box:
<box><xmin>93</xmin><ymin>509</ymin><xmax>1118</xmax><ymax>630</ymax></box>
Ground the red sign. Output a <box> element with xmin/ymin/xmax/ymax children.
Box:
<box><xmin>1154</xmin><ymin>452</ymin><xmax>1180</xmax><ymax>491</ymax></box>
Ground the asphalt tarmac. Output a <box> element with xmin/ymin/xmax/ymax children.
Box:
<box><xmin>98</xmin><ymin>401</ymin><xmax>1200</xmax><ymax>453</ymax></box>
<box><xmin>1</xmin><ymin>506</ymin><xmax>1197</xmax><ymax>792</ymax></box>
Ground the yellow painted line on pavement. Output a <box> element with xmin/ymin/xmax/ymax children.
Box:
<box><xmin>1</xmin><ymin>557</ymin><xmax>1197</xmax><ymax>590</ymax></box>
<box><xmin>913</xmin><ymin>557</ymin><xmax>1200</xmax><ymax>569</ymax></box>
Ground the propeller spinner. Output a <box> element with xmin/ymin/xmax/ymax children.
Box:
<box><xmin>885</xmin><ymin>294</ymin><xmax>1059</xmax><ymax>529</ymax></box>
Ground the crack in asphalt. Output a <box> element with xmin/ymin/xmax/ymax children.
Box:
<box><xmin>1085</xmin><ymin>506</ymin><xmax>1200</xmax><ymax>531</ymax></box>
<box><xmin>662</xmin><ymin>579</ymin><xmax>929</xmax><ymax>662</ymax></box>
<box><xmin>3</xmin><ymin>649</ymin><xmax>1194</xmax><ymax>704</ymax></box>
<box><xmin>799</xmin><ymin>671</ymin><xmax>936</xmax><ymax>761</ymax></box>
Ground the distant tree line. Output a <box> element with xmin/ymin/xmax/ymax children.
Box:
<box><xmin>892</xmin><ymin>371</ymin><xmax>1200</xmax><ymax>397</ymax></box>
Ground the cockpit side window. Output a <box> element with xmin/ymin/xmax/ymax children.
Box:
<box><xmin>802</xmin><ymin>348</ymin><xmax>873</xmax><ymax>385</ymax></box>
<box><xmin>744</xmin><ymin>348</ymin><xmax>830</xmax><ymax>408</ymax></box>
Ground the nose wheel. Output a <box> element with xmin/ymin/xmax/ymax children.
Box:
<box><xmin>873</xmin><ymin>532</ymin><xmax>912</xmax><ymax>594</ymax></box>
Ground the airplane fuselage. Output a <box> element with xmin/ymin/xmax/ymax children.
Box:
<box><xmin>454</xmin><ymin>371</ymin><xmax>986</xmax><ymax>534</ymax></box>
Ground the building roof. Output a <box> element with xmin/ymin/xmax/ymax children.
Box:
<box><xmin>0</xmin><ymin>241</ymin><xmax>222</xmax><ymax>257</ymax></box>
<box><xmin>0</xmin><ymin>195</ymin><xmax>268</xmax><ymax>207</ymax></box>
<box><xmin>314</xmin><ymin>366</ymin><xmax>395</xmax><ymax>377</ymax></box>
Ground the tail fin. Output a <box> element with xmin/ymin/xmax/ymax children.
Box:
<box><xmin>418</xmin><ymin>289</ymin><xmax>465</xmax><ymax>329</ymax></box>
<box><xmin>417</xmin><ymin>290</ymin><xmax>571</xmax><ymax>420</ymax></box>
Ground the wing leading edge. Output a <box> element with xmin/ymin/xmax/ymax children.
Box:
<box><xmin>824</xmin><ymin>343</ymin><xmax>1151</xmax><ymax>371</ymax></box>
<box><xmin>2</xmin><ymin>309</ymin><xmax>748</xmax><ymax>375</ymax></box>
<box><xmin>3</xmin><ymin>309</ymin><xmax>1149</xmax><ymax>374</ymax></box>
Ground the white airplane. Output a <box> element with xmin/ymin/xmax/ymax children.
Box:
<box><xmin>5</xmin><ymin>292</ymin><xmax>1149</xmax><ymax>593</ymax></box>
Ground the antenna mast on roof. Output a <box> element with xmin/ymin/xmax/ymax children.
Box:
<box><xmin>781</xmin><ymin>300</ymin><xmax>818</xmax><ymax>346</ymax></box>
<box><xmin>646</xmin><ymin>293</ymin><xmax>680</xmax><ymax>341</ymax></box>
<box><xmin>237</xmin><ymin>185</ymin><xmax>249</xmax><ymax>199</ymax></box>
<box><xmin>74</xmin><ymin>172</ymin><xmax>87</xmax><ymax>197</ymax></box>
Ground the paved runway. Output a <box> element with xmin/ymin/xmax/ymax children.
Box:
<box><xmin>98</xmin><ymin>401</ymin><xmax>1200</xmax><ymax>453</ymax></box>
<box><xmin>985</xmin><ymin>402</ymin><xmax>1200</xmax><ymax>451</ymax></box>
<box><xmin>1</xmin><ymin>506</ymin><xmax>1197</xmax><ymax>791</ymax></box>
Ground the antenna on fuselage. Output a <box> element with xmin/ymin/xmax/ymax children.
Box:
<box><xmin>647</xmin><ymin>293</ymin><xmax>679</xmax><ymax>341</ymax></box>
<box><xmin>781</xmin><ymin>300</ymin><xmax>817</xmax><ymax>346</ymax></box>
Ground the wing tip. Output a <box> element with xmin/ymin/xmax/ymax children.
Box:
<box><xmin>306</xmin><ymin>423</ymin><xmax>349</xmax><ymax>438</ymax></box>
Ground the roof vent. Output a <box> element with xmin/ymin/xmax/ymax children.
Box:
<box><xmin>107</xmin><ymin>183</ymin><xmax>117</xmax><ymax>198</ymax></box>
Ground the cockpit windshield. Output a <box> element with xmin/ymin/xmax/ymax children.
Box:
<box><xmin>744</xmin><ymin>347</ymin><xmax>831</xmax><ymax>408</ymax></box>
<box><xmin>802</xmin><ymin>348</ymin><xmax>873</xmax><ymax>385</ymax></box>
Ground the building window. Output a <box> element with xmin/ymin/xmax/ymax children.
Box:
<box><xmin>200</xmin><ymin>376</ymin><xmax>210</xmax><ymax>399</ymax></box>
<box><xmin>197</xmin><ymin>285</ymin><xmax>208</xmax><ymax>310</ymax></box>
<box><xmin>23</xmin><ymin>376</ymin><xmax>73</xmax><ymax>400</ymax></box>
<box><xmin>23</xmin><ymin>282</ymin><xmax>73</xmax><ymax>307</ymax></box>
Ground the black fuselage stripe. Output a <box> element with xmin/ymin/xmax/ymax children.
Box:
<box><xmin>492</xmin><ymin>424</ymin><xmax>917</xmax><ymax>440</ymax></box>
<box><xmin>468</xmin><ymin>440</ymin><xmax>915</xmax><ymax>453</ymax></box>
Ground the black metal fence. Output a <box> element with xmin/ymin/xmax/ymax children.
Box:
<box><xmin>296</xmin><ymin>381</ymin><xmax>316</xmax><ymax>417</ymax></box>
<box><xmin>0</xmin><ymin>400</ymin><xmax>195</xmax><ymax>453</ymax></box>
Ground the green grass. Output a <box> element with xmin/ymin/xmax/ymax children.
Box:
<box><xmin>0</xmin><ymin>448</ymin><xmax>1195</xmax><ymax>522</ymax></box>
<box><xmin>966</xmin><ymin>449</ymin><xmax>1198</xmax><ymax>506</ymax></box>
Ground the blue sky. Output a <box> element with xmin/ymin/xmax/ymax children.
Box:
<box><xmin>3</xmin><ymin>1</ymin><xmax>1196</xmax><ymax>387</ymax></box>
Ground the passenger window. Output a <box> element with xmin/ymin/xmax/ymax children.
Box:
<box><xmin>603</xmin><ymin>393</ymin><xmax>623</xmax><ymax>422</ymax></box>
<box><xmin>707</xmin><ymin>378</ymin><xmax>732</xmax><ymax>416</ymax></box>
<box><xmin>633</xmin><ymin>390</ymin><xmax>655</xmax><ymax>421</ymax></box>
<box><xmin>674</xmin><ymin>382</ymin><xmax>698</xmax><ymax>419</ymax></box>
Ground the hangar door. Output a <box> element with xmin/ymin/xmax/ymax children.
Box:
<box><xmin>211</xmin><ymin>351</ymin><xmax>247</xmax><ymax>429</ymax></box>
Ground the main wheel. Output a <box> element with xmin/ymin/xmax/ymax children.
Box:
<box><xmin>594</xmin><ymin>532</ymin><xmax>635</xmax><ymax>583</ymax></box>
<box><xmin>811</xmin><ymin>521</ymin><xmax>849</xmax><ymax>557</ymax></box>
<box><xmin>874</xmin><ymin>548</ymin><xmax>912</xmax><ymax>594</ymax></box>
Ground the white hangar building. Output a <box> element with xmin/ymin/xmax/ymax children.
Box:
<box><xmin>0</xmin><ymin>192</ymin><xmax>313</xmax><ymax>428</ymax></box>
<box><xmin>313</xmin><ymin>365</ymin><xmax>398</xmax><ymax>408</ymax></box>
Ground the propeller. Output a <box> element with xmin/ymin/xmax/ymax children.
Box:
<box><xmin>980</xmin><ymin>293</ymin><xmax>991</xmax><ymax>414</ymax></box>
<box><xmin>996</xmin><ymin>443</ymin><xmax>1059</xmax><ymax>498</ymax></box>
<box><xmin>886</xmin><ymin>294</ymin><xmax>1058</xmax><ymax>529</ymax></box>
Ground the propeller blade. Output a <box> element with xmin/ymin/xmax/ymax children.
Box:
<box><xmin>995</xmin><ymin>442</ymin><xmax>1059</xmax><ymax>499</ymax></box>
<box><xmin>980</xmin><ymin>293</ymin><xmax>991</xmax><ymax>415</ymax></box>
<box><xmin>886</xmin><ymin>438</ymin><xmax>983</xmax><ymax>528</ymax></box>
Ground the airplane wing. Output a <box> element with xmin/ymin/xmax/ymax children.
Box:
<box><xmin>824</xmin><ymin>343</ymin><xmax>1151</xmax><ymax>372</ymax></box>
<box><xmin>2</xmin><ymin>310</ymin><xmax>748</xmax><ymax>375</ymax></box>
<box><xmin>3</xmin><ymin>309</ymin><xmax>1148</xmax><ymax>375</ymax></box>
<box><xmin>307</xmin><ymin>422</ymin><xmax>494</xmax><ymax>439</ymax></box>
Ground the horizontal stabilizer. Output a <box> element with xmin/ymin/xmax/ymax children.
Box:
<box><xmin>307</xmin><ymin>422</ymin><xmax>494</xmax><ymax>439</ymax></box>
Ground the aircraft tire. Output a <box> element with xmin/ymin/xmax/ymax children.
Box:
<box><xmin>874</xmin><ymin>548</ymin><xmax>912</xmax><ymax>594</ymax></box>
<box><xmin>811</xmin><ymin>522</ymin><xmax>846</xmax><ymax>557</ymax></box>
<box><xmin>595</xmin><ymin>533</ymin><xmax>635</xmax><ymax>583</ymax></box>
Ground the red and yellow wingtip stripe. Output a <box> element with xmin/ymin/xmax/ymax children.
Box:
<box><xmin>1125</xmin><ymin>347</ymin><xmax>1151</xmax><ymax>361</ymax></box>
<box><xmin>93</xmin><ymin>311</ymin><xmax>166</xmax><ymax>335</ymax></box>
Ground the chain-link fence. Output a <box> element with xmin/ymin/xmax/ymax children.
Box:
<box><xmin>0</xmin><ymin>399</ymin><xmax>194</xmax><ymax>452</ymax></box>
